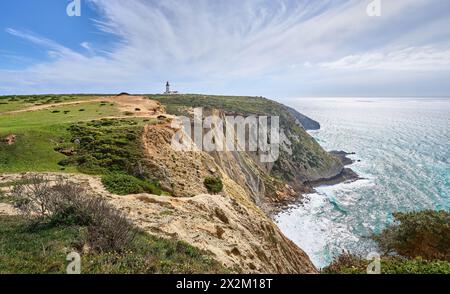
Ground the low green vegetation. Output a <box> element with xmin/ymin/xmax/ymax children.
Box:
<box><xmin>60</xmin><ymin>119</ymin><xmax>146</xmax><ymax>174</ymax></box>
<box><xmin>0</xmin><ymin>97</ymin><xmax>119</xmax><ymax>173</ymax></box>
<box><xmin>0</xmin><ymin>177</ymin><xmax>225</xmax><ymax>274</ymax></box>
<box><xmin>374</xmin><ymin>210</ymin><xmax>450</xmax><ymax>261</ymax></box>
<box><xmin>204</xmin><ymin>176</ymin><xmax>223</xmax><ymax>194</ymax></box>
<box><xmin>0</xmin><ymin>95</ymin><xmax>164</xmax><ymax>195</ymax></box>
<box><xmin>0</xmin><ymin>189</ymin><xmax>7</xmax><ymax>203</ymax></box>
<box><xmin>323</xmin><ymin>210</ymin><xmax>450</xmax><ymax>274</ymax></box>
<box><xmin>102</xmin><ymin>173</ymin><xmax>162</xmax><ymax>196</ymax></box>
<box><xmin>149</xmin><ymin>94</ymin><xmax>284</xmax><ymax>117</ymax></box>
<box><xmin>322</xmin><ymin>253</ymin><xmax>450</xmax><ymax>274</ymax></box>
<box><xmin>0</xmin><ymin>125</ymin><xmax>76</xmax><ymax>172</ymax></box>
<box><xmin>59</xmin><ymin>118</ymin><xmax>163</xmax><ymax>195</ymax></box>
<box><xmin>0</xmin><ymin>94</ymin><xmax>94</xmax><ymax>114</ymax></box>
<box><xmin>0</xmin><ymin>217</ymin><xmax>226</xmax><ymax>274</ymax></box>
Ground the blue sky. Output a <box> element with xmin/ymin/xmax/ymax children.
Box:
<box><xmin>1</xmin><ymin>0</ymin><xmax>450</xmax><ymax>98</ymax></box>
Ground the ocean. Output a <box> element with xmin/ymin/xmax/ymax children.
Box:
<box><xmin>275</xmin><ymin>97</ymin><xmax>450</xmax><ymax>269</ymax></box>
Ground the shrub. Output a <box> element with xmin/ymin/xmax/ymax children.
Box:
<box><xmin>84</xmin><ymin>197</ymin><xmax>137</xmax><ymax>252</ymax></box>
<box><xmin>323</xmin><ymin>210</ymin><xmax>450</xmax><ymax>274</ymax></box>
<box><xmin>374</xmin><ymin>210</ymin><xmax>450</xmax><ymax>261</ymax></box>
<box><xmin>11</xmin><ymin>175</ymin><xmax>137</xmax><ymax>252</ymax></box>
<box><xmin>101</xmin><ymin>173</ymin><xmax>162</xmax><ymax>196</ymax></box>
<box><xmin>57</xmin><ymin>158</ymin><xmax>72</xmax><ymax>166</ymax></box>
<box><xmin>11</xmin><ymin>175</ymin><xmax>54</xmax><ymax>222</ymax></box>
<box><xmin>322</xmin><ymin>253</ymin><xmax>450</xmax><ymax>274</ymax></box>
<box><xmin>65</xmin><ymin>123</ymin><xmax>143</xmax><ymax>175</ymax></box>
<box><xmin>204</xmin><ymin>177</ymin><xmax>223</xmax><ymax>194</ymax></box>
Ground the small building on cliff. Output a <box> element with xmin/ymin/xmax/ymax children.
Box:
<box><xmin>164</xmin><ymin>81</ymin><xmax>179</xmax><ymax>95</ymax></box>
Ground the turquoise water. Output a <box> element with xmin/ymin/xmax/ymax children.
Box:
<box><xmin>275</xmin><ymin>98</ymin><xmax>450</xmax><ymax>269</ymax></box>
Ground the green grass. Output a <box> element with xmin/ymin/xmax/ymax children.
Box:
<box><xmin>0</xmin><ymin>95</ymin><xmax>98</xmax><ymax>114</ymax></box>
<box><xmin>0</xmin><ymin>102</ymin><xmax>118</xmax><ymax>131</ymax></box>
<box><xmin>0</xmin><ymin>100</ymin><xmax>120</xmax><ymax>173</ymax></box>
<box><xmin>0</xmin><ymin>215</ymin><xmax>227</xmax><ymax>274</ymax></box>
<box><xmin>0</xmin><ymin>125</ymin><xmax>77</xmax><ymax>172</ymax></box>
<box><xmin>149</xmin><ymin>94</ymin><xmax>285</xmax><ymax>117</ymax></box>
<box><xmin>61</xmin><ymin>119</ymin><xmax>155</xmax><ymax>174</ymax></box>
<box><xmin>102</xmin><ymin>173</ymin><xmax>162</xmax><ymax>196</ymax></box>
<box><xmin>0</xmin><ymin>101</ymin><xmax>28</xmax><ymax>113</ymax></box>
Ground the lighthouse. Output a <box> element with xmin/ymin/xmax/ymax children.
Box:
<box><xmin>164</xmin><ymin>81</ymin><xmax>179</xmax><ymax>95</ymax></box>
<box><xmin>165</xmin><ymin>81</ymin><xmax>170</xmax><ymax>94</ymax></box>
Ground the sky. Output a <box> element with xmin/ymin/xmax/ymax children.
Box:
<box><xmin>0</xmin><ymin>0</ymin><xmax>450</xmax><ymax>98</ymax></box>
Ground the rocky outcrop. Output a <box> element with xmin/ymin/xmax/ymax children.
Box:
<box><xmin>284</xmin><ymin>105</ymin><xmax>320</xmax><ymax>130</ymax></box>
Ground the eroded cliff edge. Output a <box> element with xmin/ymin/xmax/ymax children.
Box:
<box><xmin>149</xmin><ymin>95</ymin><xmax>347</xmax><ymax>212</ymax></box>
<box><xmin>0</xmin><ymin>94</ymin><xmax>351</xmax><ymax>274</ymax></box>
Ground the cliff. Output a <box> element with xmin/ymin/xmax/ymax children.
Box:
<box><xmin>150</xmin><ymin>94</ymin><xmax>345</xmax><ymax>210</ymax></box>
<box><xmin>0</xmin><ymin>93</ymin><xmax>347</xmax><ymax>274</ymax></box>
<box><xmin>284</xmin><ymin>105</ymin><xmax>321</xmax><ymax>130</ymax></box>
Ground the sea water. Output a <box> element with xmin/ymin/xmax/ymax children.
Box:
<box><xmin>275</xmin><ymin>97</ymin><xmax>450</xmax><ymax>269</ymax></box>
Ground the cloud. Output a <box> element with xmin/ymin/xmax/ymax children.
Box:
<box><xmin>319</xmin><ymin>46</ymin><xmax>450</xmax><ymax>71</ymax></box>
<box><xmin>1</xmin><ymin>0</ymin><xmax>450</xmax><ymax>96</ymax></box>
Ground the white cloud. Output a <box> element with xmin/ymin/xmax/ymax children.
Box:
<box><xmin>319</xmin><ymin>46</ymin><xmax>450</xmax><ymax>71</ymax></box>
<box><xmin>1</xmin><ymin>0</ymin><xmax>450</xmax><ymax>96</ymax></box>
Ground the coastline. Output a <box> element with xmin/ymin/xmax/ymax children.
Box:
<box><xmin>271</xmin><ymin>150</ymin><xmax>360</xmax><ymax>215</ymax></box>
<box><xmin>309</xmin><ymin>151</ymin><xmax>360</xmax><ymax>187</ymax></box>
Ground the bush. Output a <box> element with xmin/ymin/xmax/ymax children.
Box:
<box><xmin>83</xmin><ymin>197</ymin><xmax>137</xmax><ymax>253</ymax></box>
<box><xmin>65</xmin><ymin>123</ymin><xmax>143</xmax><ymax>175</ymax></box>
<box><xmin>204</xmin><ymin>177</ymin><xmax>223</xmax><ymax>194</ymax></box>
<box><xmin>322</xmin><ymin>253</ymin><xmax>450</xmax><ymax>274</ymax></box>
<box><xmin>323</xmin><ymin>210</ymin><xmax>450</xmax><ymax>274</ymax></box>
<box><xmin>11</xmin><ymin>175</ymin><xmax>137</xmax><ymax>253</ymax></box>
<box><xmin>11</xmin><ymin>175</ymin><xmax>55</xmax><ymax>222</ymax></box>
<box><xmin>374</xmin><ymin>210</ymin><xmax>450</xmax><ymax>261</ymax></box>
<box><xmin>101</xmin><ymin>173</ymin><xmax>162</xmax><ymax>196</ymax></box>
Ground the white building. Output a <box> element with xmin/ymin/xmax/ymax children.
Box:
<box><xmin>164</xmin><ymin>81</ymin><xmax>179</xmax><ymax>94</ymax></box>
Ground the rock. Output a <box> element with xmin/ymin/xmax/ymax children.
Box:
<box><xmin>3</xmin><ymin>134</ymin><xmax>16</xmax><ymax>145</ymax></box>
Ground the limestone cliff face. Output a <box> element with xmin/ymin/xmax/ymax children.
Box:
<box><xmin>138</xmin><ymin>124</ymin><xmax>317</xmax><ymax>273</ymax></box>
<box><xmin>150</xmin><ymin>94</ymin><xmax>344</xmax><ymax>199</ymax></box>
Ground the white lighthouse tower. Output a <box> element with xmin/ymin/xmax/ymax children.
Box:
<box><xmin>164</xmin><ymin>81</ymin><xmax>179</xmax><ymax>94</ymax></box>
<box><xmin>165</xmin><ymin>81</ymin><xmax>170</xmax><ymax>94</ymax></box>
